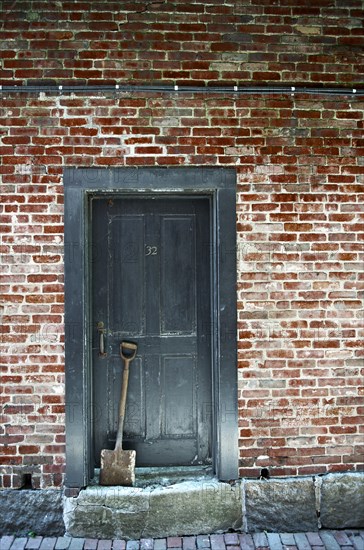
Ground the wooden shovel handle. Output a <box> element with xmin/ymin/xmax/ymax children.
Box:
<box><xmin>115</xmin><ymin>360</ymin><xmax>129</xmax><ymax>450</ymax></box>
<box><xmin>115</xmin><ymin>342</ymin><xmax>137</xmax><ymax>450</ymax></box>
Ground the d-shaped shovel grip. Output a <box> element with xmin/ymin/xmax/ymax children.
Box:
<box><xmin>115</xmin><ymin>341</ymin><xmax>138</xmax><ymax>450</ymax></box>
<box><xmin>120</xmin><ymin>341</ymin><xmax>138</xmax><ymax>362</ymax></box>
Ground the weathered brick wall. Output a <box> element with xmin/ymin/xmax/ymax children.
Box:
<box><xmin>0</xmin><ymin>1</ymin><xmax>363</xmax><ymax>489</ymax></box>
<box><xmin>0</xmin><ymin>0</ymin><xmax>363</xmax><ymax>86</ymax></box>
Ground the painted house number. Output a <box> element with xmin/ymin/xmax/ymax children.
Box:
<box><xmin>145</xmin><ymin>245</ymin><xmax>158</xmax><ymax>256</ymax></box>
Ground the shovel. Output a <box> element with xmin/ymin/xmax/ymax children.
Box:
<box><xmin>99</xmin><ymin>341</ymin><xmax>137</xmax><ymax>486</ymax></box>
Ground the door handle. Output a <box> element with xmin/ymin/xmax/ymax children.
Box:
<box><xmin>97</xmin><ymin>322</ymin><xmax>107</xmax><ymax>357</ymax></box>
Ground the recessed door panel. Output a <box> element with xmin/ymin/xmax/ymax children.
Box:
<box><xmin>163</xmin><ymin>355</ymin><xmax>196</xmax><ymax>437</ymax></box>
<box><xmin>161</xmin><ymin>217</ymin><xmax>196</xmax><ymax>335</ymax></box>
<box><xmin>111</xmin><ymin>216</ymin><xmax>145</xmax><ymax>336</ymax></box>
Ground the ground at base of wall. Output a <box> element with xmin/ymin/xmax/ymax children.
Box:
<box><xmin>1</xmin><ymin>531</ymin><xmax>364</xmax><ymax>550</ymax></box>
<box><xmin>0</xmin><ymin>473</ymin><xmax>363</xmax><ymax>539</ymax></box>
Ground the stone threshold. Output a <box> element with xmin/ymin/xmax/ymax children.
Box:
<box><xmin>90</xmin><ymin>466</ymin><xmax>214</xmax><ymax>489</ymax></box>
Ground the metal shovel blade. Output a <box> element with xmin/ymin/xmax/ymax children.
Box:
<box><xmin>99</xmin><ymin>448</ymin><xmax>136</xmax><ymax>486</ymax></box>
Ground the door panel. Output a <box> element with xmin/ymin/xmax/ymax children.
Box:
<box><xmin>111</xmin><ymin>216</ymin><xmax>145</xmax><ymax>336</ymax></box>
<box><xmin>163</xmin><ymin>355</ymin><xmax>196</xmax><ymax>437</ymax></box>
<box><xmin>92</xmin><ymin>197</ymin><xmax>211</xmax><ymax>467</ymax></box>
<box><xmin>161</xmin><ymin>217</ymin><xmax>195</xmax><ymax>334</ymax></box>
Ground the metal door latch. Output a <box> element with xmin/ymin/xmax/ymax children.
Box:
<box><xmin>97</xmin><ymin>322</ymin><xmax>107</xmax><ymax>357</ymax></box>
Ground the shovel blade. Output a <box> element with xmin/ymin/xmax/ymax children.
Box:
<box><xmin>99</xmin><ymin>448</ymin><xmax>136</xmax><ymax>486</ymax></box>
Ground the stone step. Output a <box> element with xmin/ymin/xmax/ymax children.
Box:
<box><xmin>64</xmin><ymin>477</ymin><xmax>243</xmax><ymax>540</ymax></box>
<box><xmin>1</xmin><ymin>473</ymin><xmax>363</xmax><ymax>540</ymax></box>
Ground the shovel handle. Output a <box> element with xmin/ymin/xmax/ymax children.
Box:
<box><xmin>120</xmin><ymin>341</ymin><xmax>137</xmax><ymax>362</ymax></box>
<box><xmin>115</xmin><ymin>341</ymin><xmax>138</xmax><ymax>450</ymax></box>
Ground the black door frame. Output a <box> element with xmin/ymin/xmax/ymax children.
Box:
<box><xmin>64</xmin><ymin>167</ymin><xmax>238</xmax><ymax>490</ymax></box>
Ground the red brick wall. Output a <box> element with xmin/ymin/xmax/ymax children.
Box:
<box><xmin>0</xmin><ymin>0</ymin><xmax>363</xmax><ymax>86</ymax></box>
<box><xmin>0</xmin><ymin>1</ymin><xmax>363</xmax><ymax>488</ymax></box>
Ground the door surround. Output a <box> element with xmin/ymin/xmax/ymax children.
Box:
<box><xmin>64</xmin><ymin>167</ymin><xmax>238</xmax><ymax>490</ymax></box>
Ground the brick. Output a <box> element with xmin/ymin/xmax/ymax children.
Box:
<box><xmin>54</xmin><ymin>538</ymin><xmax>71</xmax><ymax>550</ymax></box>
<box><xmin>1</xmin><ymin>537</ymin><xmax>15</xmax><ymax>550</ymax></box>
<box><xmin>299</xmin><ymin>532</ymin><xmax>319</xmax><ymax>547</ymax></box>
<box><xmin>39</xmin><ymin>540</ymin><xmax>57</xmax><ymax>550</ymax></box>
<box><xmin>279</xmin><ymin>533</ymin><xmax>296</xmax><ymax>546</ymax></box>
<box><xmin>252</xmin><ymin>533</ymin><xmax>268</xmax><ymax>547</ymax></box>
<box><xmin>10</xmin><ymin>540</ymin><xmax>28</xmax><ymax>550</ymax></box>
<box><xmin>167</xmin><ymin>538</ymin><xmax>182</xmax><ymax>548</ymax></box>
<box><xmin>319</xmin><ymin>532</ymin><xmax>341</xmax><ymax>550</ymax></box>
<box><xmin>238</xmin><ymin>534</ymin><xmax>255</xmax><ymax>549</ymax></box>
<box><xmin>349</xmin><ymin>534</ymin><xmax>364</xmax><ymax>550</ymax></box>
<box><xmin>224</xmin><ymin>534</ymin><xmax>239</xmax><ymax>546</ymax></box>
<box><xmin>266</xmin><ymin>533</ymin><xmax>284</xmax><ymax>550</ymax></box>
<box><xmin>195</xmin><ymin>537</ymin><xmax>210</xmax><ymax>549</ymax></box>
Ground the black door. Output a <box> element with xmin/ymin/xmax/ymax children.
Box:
<box><xmin>92</xmin><ymin>197</ymin><xmax>212</xmax><ymax>467</ymax></box>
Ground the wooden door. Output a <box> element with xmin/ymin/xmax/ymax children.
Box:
<box><xmin>92</xmin><ymin>197</ymin><xmax>212</xmax><ymax>467</ymax></box>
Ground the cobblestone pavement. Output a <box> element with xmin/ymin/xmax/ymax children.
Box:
<box><xmin>1</xmin><ymin>531</ymin><xmax>364</xmax><ymax>550</ymax></box>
